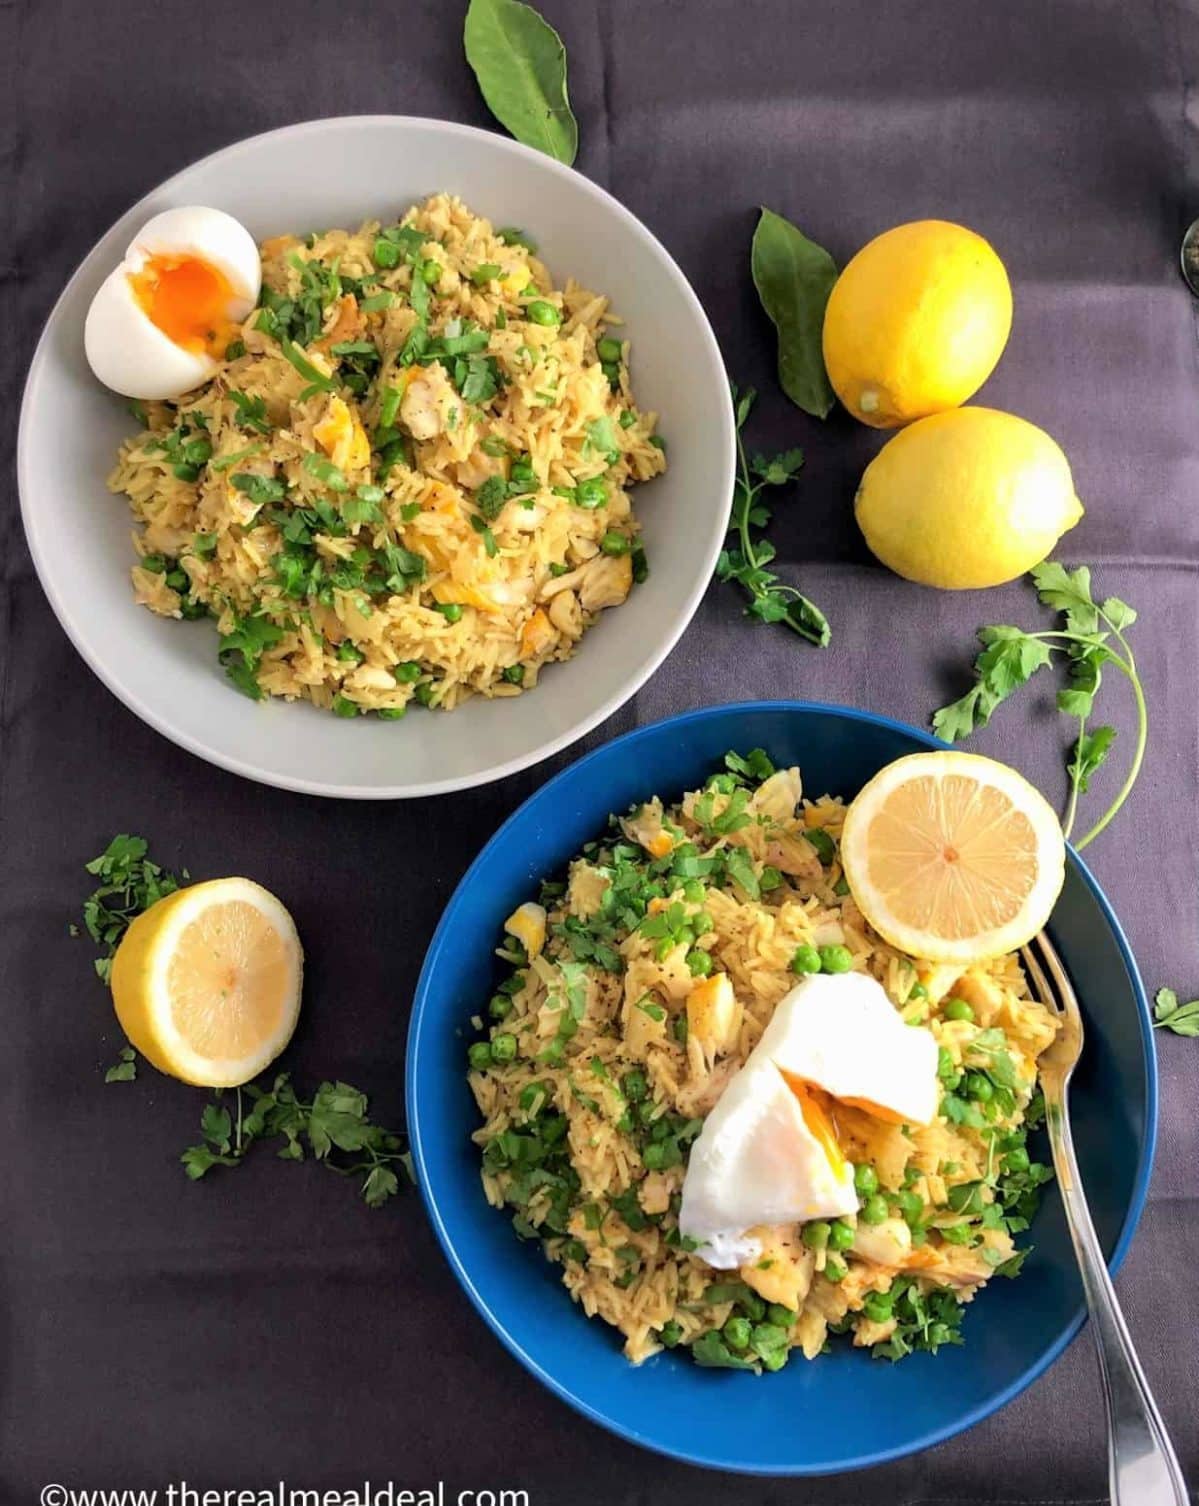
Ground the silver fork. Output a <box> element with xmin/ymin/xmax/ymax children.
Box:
<box><xmin>1021</xmin><ymin>933</ymin><xmax>1187</xmax><ymax>1505</ymax></box>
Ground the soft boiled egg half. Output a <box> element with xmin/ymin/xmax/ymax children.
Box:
<box><xmin>84</xmin><ymin>207</ymin><xmax>261</xmax><ymax>400</ymax></box>
<box><xmin>678</xmin><ymin>972</ymin><xmax>939</xmax><ymax>1267</ymax></box>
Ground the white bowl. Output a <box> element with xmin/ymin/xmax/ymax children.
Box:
<box><xmin>19</xmin><ymin>117</ymin><xmax>733</xmax><ymax>799</ymax></box>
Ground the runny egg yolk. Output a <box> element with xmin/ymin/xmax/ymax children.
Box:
<box><xmin>779</xmin><ymin>1071</ymin><xmax>846</xmax><ymax>1176</ymax></box>
<box><xmin>129</xmin><ymin>254</ymin><xmax>238</xmax><ymax>357</ymax></box>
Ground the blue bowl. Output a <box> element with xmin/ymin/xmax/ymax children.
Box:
<box><xmin>407</xmin><ymin>701</ymin><xmax>1157</xmax><ymax>1475</ymax></box>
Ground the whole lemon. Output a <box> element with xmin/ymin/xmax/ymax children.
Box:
<box><xmin>854</xmin><ymin>407</ymin><xmax>1083</xmax><ymax>589</ymax></box>
<box><xmin>823</xmin><ymin>220</ymin><xmax>1012</xmax><ymax>428</ymax></box>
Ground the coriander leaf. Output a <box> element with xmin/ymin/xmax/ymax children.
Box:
<box><xmin>721</xmin><ymin>380</ymin><xmax>830</xmax><ymax>647</ymax></box>
<box><xmin>104</xmin><ymin>1046</ymin><xmax>137</xmax><ymax>1084</ymax></box>
<box><xmin>1070</xmin><ymin>724</ymin><xmax>1116</xmax><ymax>795</ymax></box>
<box><xmin>1154</xmin><ymin>986</ymin><xmax>1178</xmax><ymax>1021</ymax></box>
<box><xmin>750</xmin><ymin>208</ymin><xmax>837</xmax><ymax>419</ymax></box>
<box><xmin>1101</xmin><ymin>596</ymin><xmax>1137</xmax><ymax>631</ymax></box>
<box><xmin>690</xmin><ymin>1329</ymin><xmax>758</xmax><ymax>1370</ymax></box>
<box><xmin>1057</xmin><ymin>640</ymin><xmax>1107</xmax><ymax>717</ymax></box>
<box><xmin>363</xmin><ymin>1165</ymin><xmax>401</xmax><ymax>1207</ymax></box>
<box><xmin>181</xmin><ymin>1145</ymin><xmax>240</xmax><ymax>1180</ymax></box>
<box><xmin>725</xmin><ymin>846</ymin><xmax>760</xmax><ymax>901</ymax></box>
<box><xmin>1030</xmin><ymin>561</ymin><xmax>1098</xmax><ymax>635</ymax></box>
<box><xmin>976</xmin><ymin>626</ymin><xmax>1053</xmax><ymax>697</ymax></box>
<box><xmin>201</xmin><ymin>1102</ymin><xmax>233</xmax><ymax>1153</ymax></box>
<box><xmin>1153</xmin><ymin>987</ymin><xmax>1199</xmax><ymax>1037</ymax></box>
<box><xmin>932</xmin><ymin>684</ymin><xmax>996</xmax><ymax>744</ymax></box>
<box><xmin>475</xmin><ymin>474</ymin><xmax>509</xmax><ymax>521</ymax></box>
<box><xmin>585</xmin><ymin>415</ymin><xmax>619</xmax><ymax>462</ymax></box>
<box><xmin>464</xmin><ymin>0</ymin><xmax>578</xmax><ymax>165</ymax></box>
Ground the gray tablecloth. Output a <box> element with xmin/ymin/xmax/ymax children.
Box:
<box><xmin>3</xmin><ymin>0</ymin><xmax>1197</xmax><ymax>1499</ymax></box>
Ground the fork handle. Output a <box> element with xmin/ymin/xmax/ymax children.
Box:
<box><xmin>1047</xmin><ymin>1100</ymin><xmax>1188</xmax><ymax>1505</ymax></box>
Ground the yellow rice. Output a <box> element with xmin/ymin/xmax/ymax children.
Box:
<box><xmin>107</xmin><ymin>194</ymin><xmax>666</xmax><ymax>714</ymax></box>
<box><xmin>469</xmin><ymin>757</ymin><xmax>1059</xmax><ymax>1370</ymax></box>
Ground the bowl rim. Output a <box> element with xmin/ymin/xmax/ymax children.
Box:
<box><xmin>407</xmin><ymin>697</ymin><xmax>1159</xmax><ymax>1476</ymax></box>
<box><xmin>17</xmin><ymin>114</ymin><xmax>735</xmax><ymax>800</ymax></box>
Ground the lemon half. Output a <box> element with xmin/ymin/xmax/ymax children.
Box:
<box><xmin>840</xmin><ymin>752</ymin><xmax>1065</xmax><ymax>964</ymax></box>
<box><xmin>111</xmin><ymin>878</ymin><xmax>303</xmax><ymax>1087</ymax></box>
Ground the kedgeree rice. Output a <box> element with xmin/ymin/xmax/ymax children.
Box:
<box><xmin>468</xmin><ymin>750</ymin><xmax>1059</xmax><ymax>1372</ymax></box>
<box><xmin>108</xmin><ymin>195</ymin><xmax>665</xmax><ymax>715</ymax></box>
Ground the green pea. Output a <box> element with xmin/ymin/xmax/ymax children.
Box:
<box><xmin>862</xmin><ymin>1290</ymin><xmax>895</xmax><ymax>1323</ymax></box>
<box><xmin>828</xmin><ymin>1219</ymin><xmax>856</xmax><ymax>1252</ymax></box>
<box><xmin>573</xmin><ymin>478</ymin><xmax>608</xmax><ymax>509</ymax></box>
<box><xmin>659</xmin><ymin>1320</ymin><xmax>683</xmax><ymax>1348</ymax></box>
<box><xmin>686</xmin><ymin>949</ymin><xmax>713</xmax><ymax>978</ymax></box>
<box><xmin>823</xmin><ymin>1255</ymin><xmax>848</xmax><ymax>1283</ymax></box>
<box><xmin>490</xmin><ymin>1032</ymin><xmax>517</xmax><ymax>1063</ymax></box>
<box><xmin>436</xmin><ymin>603</ymin><xmax>463</xmax><ymax>623</ymax></box>
<box><xmin>596</xmin><ymin>336</ymin><xmax>623</xmax><ymax>363</ymax></box>
<box><xmin>942</xmin><ymin>997</ymin><xmax>975</xmax><ymax>1022</ymax></box>
<box><xmin>739</xmin><ymin>1292</ymin><xmax>766</xmax><ymax>1322</ymax></box>
<box><xmin>600</xmin><ymin>530</ymin><xmax>630</xmax><ymax>556</ymax></box>
<box><xmin>760</xmin><ymin>1348</ymin><xmax>788</xmax><ymax>1372</ymax></box>
<box><xmin>376</xmin><ymin>707</ymin><xmax>406</xmax><ymax>720</ymax></box>
<box><xmin>468</xmin><ymin>1041</ymin><xmax>493</xmax><ymax>1070</ymax></box>
<box><xmin>526</xmin><ymin>300</ymin><xmax>561</xmax><ymax>326</ymax></box>
<box><xmin>965</xmin><ymin>1071</ymin><xmax>994</xmax><ymax>1103</ymax></box>
<box><xmin>418</xmin><ymin>258</ymin><xmax>440</xmax><ymax>285</ymax></box>
<box><xmin>722</xmin><ymin>1316</ymin><xmax>752</xmax><ymax>1351</ymax></box>
<box><xmin>819</xmin><ymin>944</ymin><xmax>853</xmax><ymax>974</ymax></box>
<box><xmin>908</xmin><ymin>981</ymin><xmax>929</xmax><ymax>1001</ymax></box>
<box><xmin>859</xmin><ymin>1193</ymin><xmax>889</xmax><ymax>1225</ymax></box>
<box><xmin>790</xmin><ymin>944</ymin><xmax>821</xmax><ymax>975</ymax></box>
<box><xmin>393</xmin><ymin>660</ymin><xmax>422</xmax><ymax>683</ymax></box>
<box><xmin>618</xmin><ymin>408</ymin><xmax>636</xmax><ymax>429</ymax></box>
<box><xmin>802</xmin><ymin>1221</ymin><xmax>831</xmax><ymax>1251</ymax></box>
<box><xmin>642</xmin><ymin>1142</ymin><xmax>668</xmax><ymax>1170</ymax></box>
<box><xmin>488</xmin><ymin>993</ymin><xmax>512</xmax><ymax>1020</ymax></box>
<box><xmin>414</xmin><ymin>682</ymin><xmax>436</xmax><ymax>707</ymax></box>
<box><xmin>767</xmin><ymin>1303</ymin><xmax>796</xmax><ymax>1328</ymax></box>
<box><xmin>692</xmin><ymin>910</ymin><xmax>714</xmax><ymax>936</ymax></box>
<box><xmin>682</xmin><ymin>879</ymin><xmax>706</xmax><ymax>905</ymax></box>
<box><xmin>1003</xmin><ymin>1147</ymin><xmax>1030</xmax><ymax>1173</ymax></box>
<box><xmin>503</xmin><ymin>664</ymin><xmax>526</xmax><ymax>684</ymax></box>
<box><xmin>853</xmin><ymin>1163</ymin><xmax>879</xmax><ymax>1196</ymax></box>
<box><xmin>337</xmin><ymin>641</ymin><xmax>364</xmax><ymax>664</ymax></box>
<box><xmin>893</xmin><ymin>1189</ymin><xmax>923</xmax><ymax>1224</ymax></box>
<box><xmin>373</xmin><ymin>238</ymin><xmax>400</xmax><ymax>269</ymax></box>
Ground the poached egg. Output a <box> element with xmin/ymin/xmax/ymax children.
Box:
<box><xmin>84</xmin><ymin>206</ymin><xmax>261</xmax><ymax>400</ymax></box>
<box><xmin>678</xmin><ymin>972</ymin><xmax>939</xmax><ymax>1267</ymax></box>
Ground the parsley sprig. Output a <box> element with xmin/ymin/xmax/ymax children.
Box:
<box><xmin>182</xmin><ymin>1076</ymin><xmax>412</xmax><ymax>1207</ymax></box>
<box><xmin>79</xmin><ymin>837</ymin><xmax>411</xmax><ymax>1208</ymax></box>
<box><xmin>80</xmin><ymin>835</ymin><xmax>183</xmax><ymax>984</ymax></box>
<box><xmin>932</xmin><ymin>563</ymin><xmax>1146</xmax><ymax>848</ymax></box>
<box><xmin>717</xmin><ymin>383</ymin><xmax>830</xmax><ymax>647</ymax></box>
<box><xmin>1153</xmin><ymin>988</ymin><xmax>1199</xmax><ymax>1038</ymax></box>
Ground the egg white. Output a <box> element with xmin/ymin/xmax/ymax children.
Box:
<box><xmin>767</xmin><ymin>972</ymin><xmax>940</xmax><ymax>1126</ymax></box>
<box><xmin>84</xmin><ymin>206</ymin><xmax>261</xmax><ymax>400</ymax></box>
<box><xmin>678</xmin><ymin>972</ymin><xmax>940</xmax><ymax>1266</ymax></box>
<box><xmin>678</xmin><ymin>1058</ymin><xmax>858</xmax><ymax>1268</ymax></box>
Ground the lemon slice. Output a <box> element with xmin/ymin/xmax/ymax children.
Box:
<box><xmin>840</xmin><ymin>751</ymin><xmax>1065</xmax><ymax>964</ymax></box>
<box><xmin>110</xmin><ymin>878</ymin><xmax>303</xmax><ymax>1087</ymax></box>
